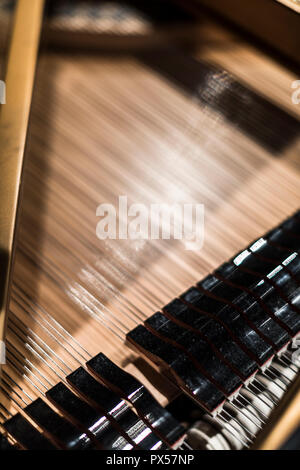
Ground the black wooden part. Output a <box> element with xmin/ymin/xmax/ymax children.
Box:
<box><xmin>283</xmin><ymin>255</ymin><xmax>300</xmax><ymax>276</ymax></box>
<box><xmin>201</xmin><ymin>320</ymin><xmax>258</xmax><ymax>379</ymax></box>
<box><xmin>67</xmin><ymin>367</ymin><xmax>165</xmax><ymax>450</ymax></box>
<box><xmin>253</xmin><ymin>276</ymin><xmax>300</xmax><ymax>337</ymax></box>
<box><xmin>281</xmin><ymin>426</ymin><xmax>300</xmax><ymax>450</ymax></box>
<box><xmin>127</xmin><ymin>325</ymin><xmax>225</xmax><ymax>414</ymax></box>
<box><xmin>3</xmin><ymin>413</ymin><xmax>57</xmax><ymax>450</ymax></box>
<box><xmin>281</xmin><ymin>216</ymin><xmax>300</xmax><ymax>238</ymax></box>
<box><xmin>26</xmin><ymin>398</ymin><xmax>94</xmax><ymax>450</ymax></box>
<box><xmin>145</xmin><ymin>312</ymin><xmax>242</xmax><ymax>397</ymax></box>
<box><xmin>164</xmin><ymin>298</ymin><xmax>209</xmax><ymax>329</ymax></box>
<box><xmin>46</xmin><ymin>382</ymin><xmax>132</xmax><ymax>450</ymax></box>
<box><xmin>230</xmin><ymin>252</ymin><xmax>300</xmax><ymax>317</ymax></box>
<box><xmin>267</xmin><ymin>228</ymin><xmax>300</xmax><ymax>252</ymax></box>
<box><xmin>198</xmin><ymin>277</ymin><xmax>290</xmax><ymax>352</ymax></box>
<box><xmin>86</xmin><ymin>353</ymin><xmax>185</xmax><ymax>447</ymax></box>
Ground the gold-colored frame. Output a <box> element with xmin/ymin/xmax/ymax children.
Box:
<box><xmin>253</xmin><ymin>374</ymin><xmax>300</xmax><ymax>450</ymax></box>
<box><xmin>0</xmin><ymin>0</ymin><xmax>44</xmax><ymax>364</ymax></box>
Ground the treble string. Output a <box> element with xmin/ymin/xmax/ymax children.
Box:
<box><xmin>19</xmin><ymin>143</ymin><xmax>208</xmax><ymax>312</ymax></box>
<box><xmin>12</xmin><ymin>283</ymin><xmax>91</xmax><ymax>361</ymax></box>
<box><xmin>14</xmin><ymin>145</ymin><xmax>214</xmax><ymax>341</ymax></box>
<box><xmin>9</xmin><ymin>308</ymin><xmax>85</xmax><ymax>372</ymax></box>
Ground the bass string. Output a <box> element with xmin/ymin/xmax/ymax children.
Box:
<box><xmin>11</xmin><ymin>285</ymin><xmax>90</xmax><ymax>363</ymax></box>
<box><xmin>3</xmin><ymin>308</ymin><xmax>296</xmax><ymax>446</ymax></box>
<box><xmin>14</xmin><ymin>246</ymin><xmax>131</xmax><ymax>337</ymax></box>
<box><xmin>1</xmin><ymin>320</ymin><xmax>169</xmax><ymax>442</ymax></box>
<box><xmin>18</xmin><ymin>210</ymin><xmax>207</xmax><ymax>326</ymax></box>
<box><xmin>5</xmin><ymin>285</ymin><xmax>136</xmax><ymax>400</ymax></box>
<box><xmin>0</xmin><ymin>334</ymin><xmax>282</xmax><ymax>429</ymax></box>
<box><xmin>8</xmin><ymin>212</ymin><xmax>300</xmax><ymax>399</ymax></box>
<box><xmin>5</xmin><ymin>338</ymin><xmax>68</xmax><ymax>391</ymax></box>
<box><xmin>4</xmin><ymin>312</ymin><xmax>290</xmax><ymax>403</ymax></box>
<box><xmin>15</xmin><ymin>241</ymin><xmax>154</xmax><ymax>338</ymax></box>
<box><xmin>19</xmin><ymin>185</ymin><xmax>203</xmax><ymax>298</ymax></box>
<box><xmin>22</xmin><ymin>86</ymin><xmax>255</xmax><ymax>294</ymax></box>
<box><xmin>1</xmin><ymin>10</ymin><xmax>299</xmax><ymax>446</ymax></box>
<box><xmin>0</xmin><ymin>302</ymin><xmax>93</xmax><ymax>408</ymax></box>
<box><xmin>1</xmin><ymin>324</ymin><xmax>80</xmax><ymax>412</ymax></box>
<box><xmin>7</xmin><ymin>212</ymin><xmax>300</xmax><ymax>396</ymax></box>
<box><xmin>18</xmin><ymin>130</ymin><xmax>298</xmax><ymax>344</ymax></box>
<box><xmin>19</xmin><ymin>153</ymin><xmax>300</xmax><ymax>342</ymax></box>
<box><xmin>5</xmin><ymin>286</ymin><xmax>300</xmax><ymax>407</ymax></box>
